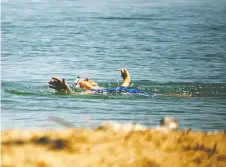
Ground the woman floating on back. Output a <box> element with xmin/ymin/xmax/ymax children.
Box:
<box><xmin>48</xmin><ymin>68</ymin><xmax>191</xmax><ymax>97</ymax></box>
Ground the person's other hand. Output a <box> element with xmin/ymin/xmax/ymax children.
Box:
<box><xmin>121</xmin><ymin>68</ymin><xmax>129</xmax><ymax>80</ymax></box>
<box><xmin>120</xmin><ymin>68</ymin><xmax>131</xmax><ymax>87</ymax></box>
<box><xmin>48</xmin><ymin>77</ymin><xmax>71</xmax><ymax>93</ymax></box>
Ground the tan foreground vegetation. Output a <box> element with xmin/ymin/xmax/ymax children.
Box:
<box><xmin>1</xmin><ymin>123</ymin><xmax>226</xmax><ymax>167</ymax></box>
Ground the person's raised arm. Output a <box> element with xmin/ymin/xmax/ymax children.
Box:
<box><xmin>48</xmin><ymin>77</ymin><xmax>72</xmax><ymax>93</ymax></box>
<box><xmin>121</xmin><ymin>68</ymin><xmax>131</xmax><ymax>87</ymax></box>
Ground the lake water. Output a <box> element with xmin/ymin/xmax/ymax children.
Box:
<box><xmin>1</xmin><ymin>0</ymin><xmax>226</xmax><ymax>131</ymax></box>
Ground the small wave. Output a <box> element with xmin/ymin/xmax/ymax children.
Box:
<box><xmin>91</xmin><ymin>16</ymin><xmax>173</xmax><ymax>21</ymax></box>
<box><xmin>4</xmin><ymin>90</ymin><xmax>41</xmax><ymax>96</ymax></box>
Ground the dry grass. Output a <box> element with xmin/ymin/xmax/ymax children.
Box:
<box><xmin>1</xmin><ymin>126</ymin><xmax>226</xmax><ymax>167</ymax></box>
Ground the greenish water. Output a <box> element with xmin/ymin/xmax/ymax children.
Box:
<box><xmin>1</xmin><ymin>0</ymin><xmax>226</xmax><ymax>131</ymax></box>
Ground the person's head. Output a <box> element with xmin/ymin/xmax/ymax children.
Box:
<box><xmin>74</xmin><ymin>77</ymin><xmax>98</xmax><ymax>90</ymax></box>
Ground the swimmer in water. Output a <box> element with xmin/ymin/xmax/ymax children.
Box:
<box><xmin>48</xmin><ymin>68</ymin><xmax>191</xmax><ymax>97</ymax></box>
<box><xmin>48</xmin><ymin>68</ymin><xmax>138</xmax><ymax>94</ymax></box>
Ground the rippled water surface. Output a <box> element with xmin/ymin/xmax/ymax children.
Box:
<box><xmin>2</xmin><ymin>0</ymin><xmax>226</xmax><ymax>131</ymax></box>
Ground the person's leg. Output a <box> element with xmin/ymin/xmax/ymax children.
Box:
<box><xmin>120</xmin><ymin>68</ymin><xmax>131</xmax><ymax>87</ymax></box>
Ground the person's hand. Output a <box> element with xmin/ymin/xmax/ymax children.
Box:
<box><xmin>121</xmin><ymin>68</ymin><xmax>126</xmax><ymax>79</ymax></box>
<box><xmin>121</xmin><ymin>68</ymin><xmax>130</xmax><ymax>80</ymax></box>
<box><xmin>120</xmin><ymin>68</ymin><xmax>131</xmax><ymax>87</ymax></box>
<box><xmin>48</xmin><ymin>77</ymin><xmax>72</xmax><ymax>93</ymax></box>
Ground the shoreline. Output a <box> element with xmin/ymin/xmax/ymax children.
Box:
<box><xmin>2</xmin><ymin>122</ymin><xmax>226</xmax><ymax>167</ymax></box>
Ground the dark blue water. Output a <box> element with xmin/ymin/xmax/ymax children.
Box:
<box><xmin>1</xmin><ymin>0</ymin><xmax>226</xmax><ymax>131</ymax></box>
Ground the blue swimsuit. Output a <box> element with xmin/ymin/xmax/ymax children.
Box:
<box><xmin>91</xmin><ymin>86</ymin><xmax>153</xmax><ymax>95</ymax></box>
